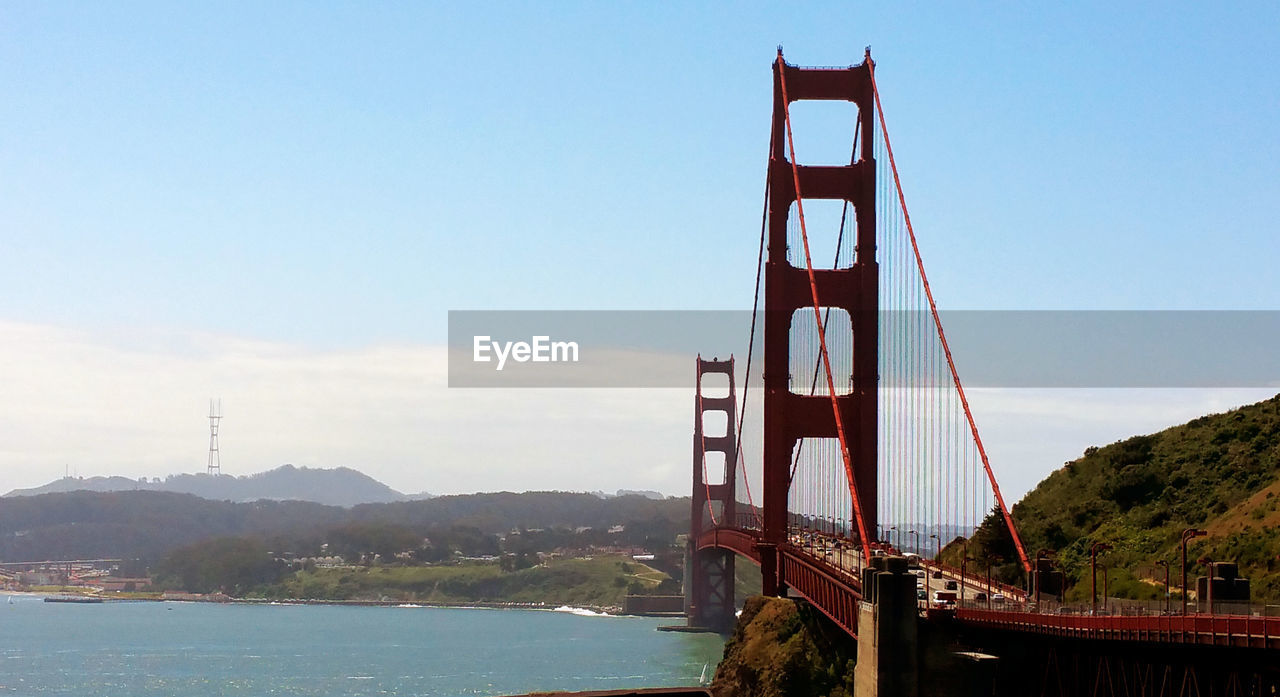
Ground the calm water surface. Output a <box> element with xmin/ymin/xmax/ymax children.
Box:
<box><xmin>0</xmin><ymin>595</ymin><xmax>724</xmax><ymax>696</ymax></box>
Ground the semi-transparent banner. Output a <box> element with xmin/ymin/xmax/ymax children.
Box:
<box><xmin>447</xmin><ymin>310</ymin><xmax>1280</xmax><ymax>388</ymax></box>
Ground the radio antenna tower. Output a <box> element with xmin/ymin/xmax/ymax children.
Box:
<box><xmin>207</xmin><ymin>398</ymin><xmax>222</xmax><ymax>476</ymax></box>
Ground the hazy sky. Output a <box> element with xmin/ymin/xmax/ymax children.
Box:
<box><xmin>1</xmin><ymin>3</ymin><xmax>1278</xmax><ymax>500</ymax></box>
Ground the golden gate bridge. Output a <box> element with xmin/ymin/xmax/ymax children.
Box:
<box><xmin>684</xmin><ymin>50</ymin><xmax>1279</xmax><ymax>696</ymax></box>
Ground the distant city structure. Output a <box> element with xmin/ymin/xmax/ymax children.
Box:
<box><xmin>207</xmin><ymin>398</ymin><xmax>222</xmax><ymax>476</ymax></box>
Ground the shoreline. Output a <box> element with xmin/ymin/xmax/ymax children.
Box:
<box><xmin>6</xmin><ymin>590</ymin><xmax>622</xmax><ymax>615</ymax></box>
<box><xmin>228</xmin><ymin>598</ymin><xmax>624</xmax><ymax>615</ymax></box>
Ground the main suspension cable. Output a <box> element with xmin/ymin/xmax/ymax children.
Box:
<box><xmin>730</xmin><ymin>121</ymin><xmax>775</xmax><ymax>529</ymax></box>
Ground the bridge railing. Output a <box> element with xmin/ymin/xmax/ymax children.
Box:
<box><xmin>733</xmin><ymin>509</ymin><xmax>762</xmax><ymax>532</ymax></box>
<box><xmin>956</xmin><ymin>595</ymin><xmax>1280</xmax><ymax>619</ymax></box>
<box><xmin>956</xmin><ymin>606</ymin><xmax>1280</xmax><ymax>649</ymax></box>
<box><xmin>699</xmin><ymin>512</ymin><xmax>762</xmax><ymax>534</ymax></box>
<box><xmin>919</xmin><ymin>560</ymin><xmax>1028</xmax><ymax>602</ymax></box>
<box><xmin>778</xmin><ymin>545</ymin><xmax>862</xmax><ymax>637</ymax></box>
<box><xmin>786</xmin><ymin>529</ymin><xmax>871</xmax><ymax>580</ymax></box>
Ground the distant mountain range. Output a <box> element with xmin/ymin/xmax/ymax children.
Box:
<box><xmin>3</xmin><ymin>465</ymin><xmax>432</xmax><ymax>508</ymax></box>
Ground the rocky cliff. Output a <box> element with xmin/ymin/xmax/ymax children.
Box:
<box><xmin>710</xmin><ymin>596</ymin><xmax>857</xmax><ymax>697</ymax></box>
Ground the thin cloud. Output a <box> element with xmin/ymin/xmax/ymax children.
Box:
<box><xmin>0</xmin><ymin>321</ymin><xmax>687</xmax><ymax>496</ymax></box>
<box><xmin>0</xmin><ymin>321</ymin><xmax>1271</xmax><ymax>504</ymax></box>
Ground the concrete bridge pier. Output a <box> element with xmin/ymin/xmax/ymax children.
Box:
<box><xmin>853</xmin><ymin>556</ymin><xmax>1000</xmax><ymax>697</ymax></box>
<box><xmin>855</xmin><ymin>556</ymin><xmax>919</xmax><ymax>697</ymax></box>
<box><xmin>685</xmin><ymin>544</ymin><xmax>736</xmax><ymax>633</ymax></box>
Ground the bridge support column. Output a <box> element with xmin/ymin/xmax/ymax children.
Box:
<box><xmin>757</xmin><ymin>542</ymin><xmax>777</xmax><ymax>597</ymax></box>
<box><xmin>762</xmin><ymin>53</ymin><xmax>879</xmax><ymax>586</ymax></box>
<box><xmin>688</xmin><ymin>547</ymin><xmax>736</xmax><ymax>632</ymax></box>
<box><xmin>855</xmin><ymin>556</ymin><xmax>918</xmax><ymax>697</ymax></box>
<box><xmin>687</xmin><ymin>357</ymin><xmax>739</xmax><ymax>631</ymax></box>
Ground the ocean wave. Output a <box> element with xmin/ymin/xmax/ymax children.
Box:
<box><xmin>552</xmin><ymin>605</ymin><xmax>612</xmax><ymax>617</ymax></box>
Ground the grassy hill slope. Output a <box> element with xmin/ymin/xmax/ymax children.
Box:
<box><xmin>965</xmin><ymin>393</ymin><xmax>1280</xmax><ymax>603</ymax></box>
<box><xmin>275</xmin><ymin>555</ymin><xmax>668</xmax><ymax>608</ymax></box>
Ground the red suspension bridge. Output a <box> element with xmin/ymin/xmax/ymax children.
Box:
<box><xmin>685</xmin><ymin>50</ymin><xmax>1279</xmax><ymax>696</ymax></box>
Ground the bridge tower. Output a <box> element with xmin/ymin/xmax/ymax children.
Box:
<box><xmin>687</xmin><ymin>356</ymin><xmax>738</xmax><ymax>631</ymax></box>
<box><xmin>761</xmin><ymin>52</ymin><xmax>878</xmax><ymax>595</ymax></box>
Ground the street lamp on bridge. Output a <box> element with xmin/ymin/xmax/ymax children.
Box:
<box><xmin>1181</xmin><ymin>528</ymin><xmax>1207</xmax><ymax>615</ymax></box>
<box><xmin>908</xmin><ymin>529</ymin><xmax>920</xmax><ymax>555</ymax></box>
<box><xmin>1154</xmin><ymin>560</ymin><xmax>1170</xmax><ymax>614</ymax></box>
<box><xmin>1090</xmin><ymin>542</ymin><xmax>1112</xmax><ymax>616</ymax></box>
<box><xmin>985</xmin><ymin>555</ymin><xmax>1002</xmax><ymax>610</ymax></box>
<box><xmin>1034</xmin><ymin>549</ymin><xmax>1054</xmax><ymax>605</ymax></box>
<box><xmin>1101</xmin><ymin>566</ymin><xmax>1110</xmax><ymax>615</ymax></box>
<box><xmin>889</xmin><ymin>526</ymin><xmax>897</xmax><ymax>552</ymax></box>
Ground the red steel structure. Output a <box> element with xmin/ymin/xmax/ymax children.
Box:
<box><xmin>687</xmin><ymin>54</ymin><xmax>1280</xmax><ymax>685</ymax></box>
<box><xmin>956</xmin><ymin>609</ymin><xmax>1280</xmax><ymax>651</ymax></box>
<box><xmin>689</xmin><ymin>356</ymin><xmax>738</xmax><ymax>630</ymax></box>
<box><xmin>688</xmin><ymin>49</ymin><xmax>1038</xmax><ymax>615</ymax></box>
<box><xmin>761</xmin><ymin>49</ymin><xmax>878</xmax><ymax>594</ymax></box>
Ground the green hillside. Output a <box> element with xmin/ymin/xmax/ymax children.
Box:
<box><xmin>0</xmin><ymin>490</ymin><xmax>689</xmax><ymax>564</ymax></box>
<box><xmin>274</xmin><ymin>555</ymin><xmax>670</xmax><ymax>607</ymax></box>
<box><xmin>962</xmin><ymin>393</ymin><xmax>1280</xmax><ymax>603</ymax></box>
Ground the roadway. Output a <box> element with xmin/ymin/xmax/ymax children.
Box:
<box><xmin>787</xmin><ymin>530</ymin><xmax>1023</xmax><ymax>610</ymax></box>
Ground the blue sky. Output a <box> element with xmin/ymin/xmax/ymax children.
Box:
<box><xmin>0</xmin><ymin>3</ymin><xmax>1277</xmax><ymax>496</ymax></box>
<box><xmin>5</xmin><ymin>3</ymin><xmax>1279</xmax><ymax>343</ymax></box>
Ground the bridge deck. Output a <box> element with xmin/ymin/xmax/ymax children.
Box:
<box><xmin>699</xmin><ymin>525</ymin><xmax>1280</xmax><ymax>652</ymax></box>
<box><xmin>695</xmin><ymin>527</ymin><xmax>864</xmax><ymax>637</ymax></box>
<box><xmin>957</xmin><ymin>608</ymin><xmax>1280</xmax><ymax>650</ymax></box>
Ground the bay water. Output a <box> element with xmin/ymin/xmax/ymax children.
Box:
<box><xmin>0</xmin><ymin>595</ymin><xmax>724</xmax><ymax>696</ymax></box>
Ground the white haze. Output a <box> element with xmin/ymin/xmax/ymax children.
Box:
<box><xmin>0</xmin><ymin>320</ymin><xmax>1272</xmax><ymax>503</ymax></box>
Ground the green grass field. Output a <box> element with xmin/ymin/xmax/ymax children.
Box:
<box><xmin>271</xmin><ymin>555</ymin><xmax>671</xmax><ymax>607</ymax></box>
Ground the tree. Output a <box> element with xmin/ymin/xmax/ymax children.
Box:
<box><xmin>153</xmin><ymin>537</ymin><xmax>287</xmax><ymax>595</ymax></box>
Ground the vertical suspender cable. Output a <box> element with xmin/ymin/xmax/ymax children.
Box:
<box><xmin>868</xmin><ymin>62</ymin><xmax>1031</xmax><ymax>574</ymax></box>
